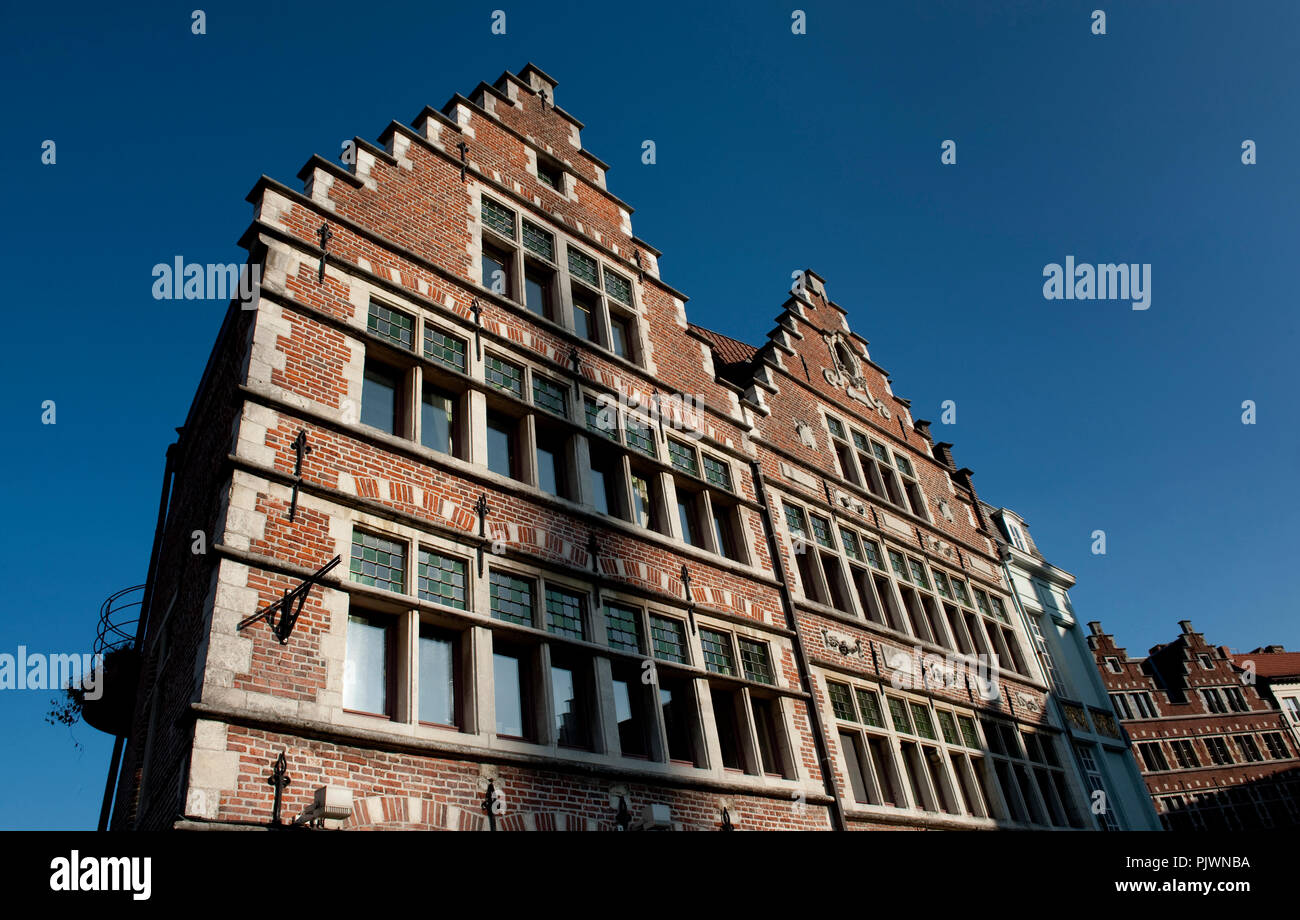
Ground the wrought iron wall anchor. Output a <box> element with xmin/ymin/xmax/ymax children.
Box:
<box><xmin>236</xmin><ymin>555</ymin><xmax>342</xmax><ymax>644</ymax></box>
<box><xmin>268</xmin><ymin>752</ymin><xmax>291</xmax><ymax>827</ymax></box>
<box><xmin>457</xmin><ymin>141</ymin><xmax>469</xmax><ymax>182</ymax></box>
<box><xmin>316</xmin><ymin>222</ymin><xmax>333</xmax><ymax>282</ymax></box>
<box><xmin>287</xmin><ymin>429</ymin><xmax>312</xmax><ymax>522</ymax></box>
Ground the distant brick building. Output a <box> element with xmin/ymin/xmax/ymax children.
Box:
<box><xmin>1088</xmin><ymin>621</ymin><xmax>1300</xmax><ymax>829</ymax></box>
<box><xmin>101</xmin><ymin>63</ymin><xmax>1098</xmax><ymax>831</ymax></box>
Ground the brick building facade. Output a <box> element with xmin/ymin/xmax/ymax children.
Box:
<box><xmin>1088</xmin><ymin>621</ymin><xmax>1300</xmax><ymax>830</ymax></box>
<box><xmin>103</xmin><ymin>63</ymin><xmax>1096</xmax><ymax>831</ymax></box>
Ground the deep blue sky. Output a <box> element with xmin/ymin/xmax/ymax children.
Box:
<box><xmin>1</xmin><ymin>1</ymin><xmax>1296</xmax><ymax>829</ymax></box>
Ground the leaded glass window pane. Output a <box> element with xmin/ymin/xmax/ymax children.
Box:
<box><xmin>700</xmin><ymin>628</ymin><xmax>736</xmax><ymax>676</ymax></box>
<box><xmin>489</xmin><ymin>570</ymin><xmax>533</xmax><ymax>626</ymax></box>
<box><xmin>937</xmin><ymin>710</ymin><xmax>961</xmax><ymax>746</ymax></box>
<box><xmin>894</xmin><ymin>454</ymin><xmax>915</xmax><ymax>477</ymax></box>
<box><xmin>485</xmin><ymin>353</ymin><xmax>524</xmax><ymax>397</ymax></box>
<box><xmin>531</xmin><ymin>375</ymin><xmax>567</xmax><ymax>416</ymax></box>
<box><xmin>521</xmin><ymin>219</ymin><xmax>554</xmax><ymax>260</ymax></box>
<box><xmin>568</xmin><ymin>248</ymin><xmax>599</xmax><ymax>287</ymax></box>
<box><xmin>907</xmin><ymin>558</ymin><xmax>929</xmax><ymax>589</ymax></box>
<box><xmin>624</xmin><ymin>415</ymin><xmax>656</xmax><ymax>457</ymax></box>
<box><xmin>545</xmin><ymin>587</ymin><xmax>585</xmax><ymax>640</ymax></box>
<box><xmin>958</xmin><ymin>715</ymin><xmax>980</xmax><ymax>748</ymax></box>
<box><xmin>605</xmin><ymin>603</ymin><xmax>643</xmax><ymax>653</ymax></box>
<box><xmin>827</xmin><ymin>417</ymin><xmax>846</xmax><ymax>440</ymax></box>
<box><xmin>840</xmin><ymin>528</ymin><xmax>862</xmax><ymax>561</ymax></box>
<box><xmin>668</xmin><ymin>439</ymin><xmax>699</xmax><ymax>476</ymax></box>
<box><xmin>424</xmin><ymin>326</ymin><xmax>467</xmax><ymax>371</ymax></box>
<box><xmin>702</xmin><ymin>455</ymin><xmax>732</xmax><ymax>491</ymax></box>
<box><xmin>863</xmin><ymin>539</ymin><xmax>883</xmax><ymax>570</ymax></box>
<box><xmin>650</xmin><ymin>615</ymin><xmax>687</xmax><ymax>664</ymax></box>
<box><xmin>910</xmin><ymin>702</ymin><xmax>937</xmax><ymax>740</ymax></box>
<box><xmin>990</xmin><ymin>596</ymin><xmax>1010</xmax><ymax>623</ymax></box>
<box><xmin>482</xmin><ymin>197</ymin><xmax>516</xmax><ymax>238</ymax></box>
<box><xmin>951</xmin><ymin>579</ymin><xmax>971</xmax><ymax>607</ymax></box>
<box><xmin>604</xmin><ymin>268</ymin><xmax>632</xmax><ymax>305</ymax></box>
<box><xmin>888</xmin><ymin>697</ymin><xmax>912</xmax><ymax>734</ymax></box>
<box><xmin>975</xmin><ymin>590</ymin><xmax>992</xmax><ymax>617</ymax></box>
<box><xmin>368</xmin><ymin>301</ymin><xmax>413</xmax><ymax>349</ymax></box>
<box><xmin>584</xmin><ymin>396</ymin><xmax>619</xmax><ymax>440</ymax></box>
<box><xmin>852</xmin><ymin>431</ymin><xmax>870</xmax><ymax>452</ymax></box>
<box><xmin>350</xmin><ymin>529</ymin><xmax>405</xmax><ymax>593</ymax></box>
<box><xmin>871</xmin><ymin>442</ymin><xmax>890</xmax><ymax>463</ymax></box>
<box><xmin>932</xmin><ymin>571</ymin><xmax>951</xmax><ymax>599</ymax></box>
<box><xmin>888</xmin><ymin>550</ymin><xmax>909</xmax><ymax>580</ymax></box>
<box><xmin>784</xmin><ymin>504</ymin><xmax>808</xmax><ymax>538</ymax></box>
<box><xmin>827</xmin><ymin>681</ymin><xmax>856</xmax><ymax>721</ymax></box>
<box><xmin>810</xmin><ymin>515</ymin><xmax>834</xmax><ymax>549</ymax></box>
<box><xmin>855</xmin><ymin>688</ymin><xmax>884</xmax><ymax>728</ymax></box>
<box><xmin>417</xmin><ymin>549</ymin><xmax>466</xmax><ymax>609</ymax></box>
<box><xmin>738</xmin><ymin>638</ymin><xmax>773</xmax><ymax>684</ymax></box>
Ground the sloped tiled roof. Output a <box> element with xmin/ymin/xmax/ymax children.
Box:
<box><xmin>1230</xmin><ymin>651</ymin><xmax>1300</xmax><ymax>679</ymax></box>
<box><xmin>689</xmin><ymin>324</ymin><xmax>759</xmax><ymax>368</ymax></box>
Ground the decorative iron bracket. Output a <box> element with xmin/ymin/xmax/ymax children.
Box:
<box><xmin>237</xmin><ymin>555</ymin><xmax>342</xmax><ymax>644</ymax></box>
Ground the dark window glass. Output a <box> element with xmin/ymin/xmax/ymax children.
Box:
<box><xmin>609</xmin><ymin>314</ymin><xmax>631</xmax><ymax>358</ymax></box>
<box><xmin>712</xmin><ymin>687</ymin><xmax>745</xmax><ymax>770</ymax></box>
<box><xmin>536</xmin><ymin>435</ymin><xmax>561</xmax><ymax>496</ymax></box>
<box><xmin>573</xmin><ymin>297</ymin><xmax>596</xmax><ymax>342</ymax></box>
<box><xmin>613</xmin><ymin>675</ymin><xmax>648</xmax><ymax>757</ymax></box>
<box><xmin>420</xmin><ymin>383</ymin><xmax>455</xmax><ymax>454</ymax></box>
<box><xmin>677</xmin><ymin>494</ymin><xmax>701</xmax><ymax>546</ymax></box>
<box><xmin>486</xmin><ymin>413</ymin><xmax>517</xmax><ymax>479</ymax></box>
<box><xmin>418</xmin><ymin>626</ymin><xmax>456</xmax><ymax>726</ymax></box>
<box><xmin>361</xmin><ymin>359</ymin><xmax>400</xmax><ymax>434</ymax></box>
<box><xmin>551</xmin><ymin>661</ymin><xmax>588</xmax><ymax>748</ymax></box>
<box><xmin>752</xmin><ymin>697</ymin><xmax>783</xmax><ymax>775</ymax></box>
<box><xmin>525</xmin><ymin>268</ymin><xmax>552</xmax><ymax>318</ymax></box>
<box><xmin>660</xmin><ymin>677</ymin><xmax>695</xmax><ymax>764</ymax></box>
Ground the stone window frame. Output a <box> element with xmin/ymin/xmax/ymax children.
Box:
<box><xmin>477</xmin><ymin>191</ymin><xmax>646</xmax><ymax>368</ymax></box>
<box><xmin>779</xmin><ymin>492</ymin><xmax>1032</xmax><ymax>682</ymax></box>
<box><xmin>819</xmin><ymin>409</ymin><xmax>931</xmax><ymax>523</ymax></box>
<box><xmin>578</xmin><ymin>389</ymin><xmax>753</xmax><ymax>564</ymax></box>
<box><xmin>356</xmin><ymin>294</ymin><xmax>476</xmax><ymax>462</ymax></box>
<box><xmin>979</xmin><ymin>715</ymin><xmax>1079</xmax><ymax>828</ymax></box>
<box><xmin>824</xmin><ymin>672</ymin><xmax>995</xmax><ymax>820</ymax></box>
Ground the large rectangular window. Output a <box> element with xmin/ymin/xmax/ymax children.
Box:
<box><xmin>418</xmin><ymin>626</ymin><xmax>457</xmax><ymax>727</ymax></box>
<box><xmin>420</xmin><ymin>383</ymin><xmax>456</xmax><ymax>454</ymax></box>
<box><xmin>344</xmin><ymin>612</ymin><xmax>390</xmax><ymax>716</ymax></box>
<box><xmin>493</xmin><ymin>647</ymin><xmax>529</xmax><ymax>739</ymax></box>
<box><xmin>486</xmin><ymin>412</ymin><xmax>519</xmax><ymax>479</ymax></box>
<box><xmin>361</xmin><ymin>358</ymin><xmax>402</xmax><ymax>435</ymax></box>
